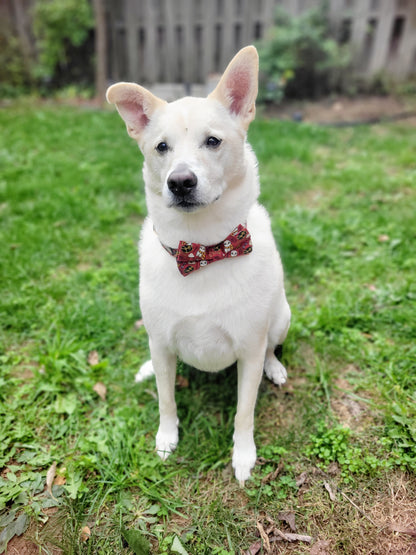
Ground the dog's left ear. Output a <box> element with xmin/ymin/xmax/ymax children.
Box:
<box><xmin>208</xmin><ymin>45</ymin><xmax>259</xmax><ymax>129</ymax></box>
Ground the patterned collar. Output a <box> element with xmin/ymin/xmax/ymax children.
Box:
<box><xmin>159</xmin><ymin>224</ymin><xmax>253</xmax><ymax>276</ymax></box>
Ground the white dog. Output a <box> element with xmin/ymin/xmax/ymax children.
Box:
<box><xmin>106</xmin><ymin>46</ymin><xmax>291</xmax><ymax>484</ymax></box>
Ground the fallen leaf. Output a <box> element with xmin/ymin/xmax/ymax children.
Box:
<box><xmin>323</xmin><ymin>481</ymin><xmax>337</xmax><ymax>502</ymax></box>
<box><xmin>261</xmin><ymin>462</ymin><xmax>284</xmax><ymax>485</ymax></box>
<box><xmin>244</xmin><ymin>540</ymin><xmax>261</xmax><ymax>555</ymax></box>
<box><xmin>310</xmin><ymin>539</ymin><xmax>332</xmax><ymax>554</ymax></box>
<box><xmin>93</xmin><ymin>381</ymin><xmax>107</xmax><ymax>401</ymax></box>
<box><xmin>88</xmin><ymin>350</ymin><xmax>99</xmax><ymax>366</ymax></box>
<box><xmin>134</xmin><ymin>319</ymin><xmax>144</xmax><ymax>329</ymax></box>
<box><xmin>46</xmin><ymin>462</ymin><xmax>58</xmax><ymax>501</ymax></box>
<box><xmin>176</xmin><ymin>375</ymin><xmax>189</xmax><ymax>388</ymax></box>
<box><xmin>81</xmin><ymin>525</ymin><xmax>91</xmax><ymax>542</ymax></box>
<box><xmin>256</xmin><ymin>520</ymin><xmax>270</xmax><ymax>552</ymax></box>
<box><xmin>378</xmin><ymin>234</ymin><xmax>389</xmax><ymax>242</ymax></box>
<box><xmin>54</xmin><ymin>474</ymin><xmax>66</xmax><ymax>486</ymax></box>
<box><xmin>278</xmin><ymin>511</ymin><xmax>296</xmax><ymax>532</ymax></box>
<box><xmin>296</xmin><ymin>471</ymin><xmax>308</xmax><ymax>487</ymax></box>
<box><xmin>389</xmin><ymin>525</ymin><xmax>416</xmax><ymax>536</ymax></box>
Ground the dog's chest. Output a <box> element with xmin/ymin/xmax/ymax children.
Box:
<box><xmin>171</xmin><ymin>314</ymin><xmax>236</xmax><ymax>371</ymax></box>
<box><xmin>141</xmin><ymin>268</ymin><xmax>252</xmax><ymax>371</ymax></box>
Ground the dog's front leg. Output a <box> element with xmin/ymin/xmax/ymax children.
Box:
<box><xmin>232</xmin><ymin>343</ymin><xmax>266</xmax><ymax>485</ymax></box>
<box><xmin>150</xmin><ymin>343</ymin><xmax>178</xmax><ymax>460</ymax></box>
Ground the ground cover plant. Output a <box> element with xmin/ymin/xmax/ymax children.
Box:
<box><xmin>0</xmin><ymin>102</ymin><xmax>415</xmax><ymax>554</ymax></box>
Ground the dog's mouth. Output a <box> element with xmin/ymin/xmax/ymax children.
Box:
<box><xmin>170</xmin><ymin>198</ymin><xmax>205</xmax><ymax>212</ymax></box>
<box><xmin>169</xmin><ymin>194</ymin><xmax>221</xmax><ymax>212</ymax></box>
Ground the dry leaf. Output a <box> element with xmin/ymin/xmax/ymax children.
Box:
<box><xmin>81</xmin><ymin>525</ymin><xmax>91</xmax><ymax>542</ymax></box>
<box><xmin>378</xmin><ymin>234</ymin><xmax>389</xmax><ymax>242</ymax></box>
<box><xmin>54</xmin><ymin>474</ymin><xmax>66</xmax><ymax>486</ymax></box>
<box><xmin>46</xmin><ymin>461</ymin><xmax>58</xmax><ymax>501</ymax></box>
<box><xmin>88</xmin><ymin>350</ymin><xmax>99</xmax><ymax>366</ymax></box>
<box><xmin>278</xmin><ymin>511</ymin><xmax>296</xmax><ymax>532</ymax></box>
<box><xmin>324</xmin><ymin>481</ymin><xmax>337</xmax><ymax>502</ymax></box>
<box><xmin>273</xmin><ymin>530</ymin><xmax>313</xmax><ymax>543</ymax></box>
<box><xmin>261</xmin><ymin>462</ymin><xmax>283</xmax><ymax>485</ymax></box>
<box><xmin>310</xmin><ymin>539</ymin><xmax>332</xmax><ymax>555</ymax></box>
<box><xmin>134</xmin><ymin>319</ymin><xmax>144</xmax><ymax>329</ymax></box>
<box><xmin>93</xmin><ymin>381</ymin><xmax>107</xmax><ymax>401</ymax></box>
<box><xmin>389</xmin><ymin>525</ymin><xmax>416</xmax><ymax>537</ymax></box>
<box><xmin>176</xmin><ymin>375</ymin><xmax>189</xmax><ymax>388</ymax></box>
<box><xmin>244</xmin><ymin>540</ymin><xmax>262</xmax><ymax>555</ymax></box>
<box><xmin>296</xmin><ymin>471</ymin><xmax>308</xmax><ymax>487</ymax></box>
<box><xmin>256</xmin><ymin>521</ymin><xmax>270</xmax><ymax>553</ymax></box>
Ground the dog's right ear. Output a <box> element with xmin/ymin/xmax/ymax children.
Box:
<box><xmin>106</xmin><ymin>83</ymin><xmax>166</xmax><ymax>141</ymax></box>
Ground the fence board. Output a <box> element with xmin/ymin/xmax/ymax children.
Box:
<box><xmin>106</xmin><ymin>0</ymin><xmax>415</xmax><ymax>85</ymax></box>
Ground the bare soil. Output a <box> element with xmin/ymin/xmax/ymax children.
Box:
<box><xmin>263</xmin><ymin>95</ymin><xmax>416</xmax><ymax>126</ymax></box>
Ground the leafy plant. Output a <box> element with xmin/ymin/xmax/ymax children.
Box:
<box><xmin>33</xmin><ymin>0</ymin><xmax>93</xmax><ymax>81</ymax></box>
<box><xmin>257</xmin><ymin>4</ymin><xmax>351</xmax><ymax>102</ymax></box>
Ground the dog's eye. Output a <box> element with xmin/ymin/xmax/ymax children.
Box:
<box><xmin>156</xmin><ymin>142</ymin><xmax>169</xmax><ymax>154</ymax></box>
<box><xmin>206</xmin><ymin>136</ymin><xmax>221</xmax><ymax>148</ymax></box>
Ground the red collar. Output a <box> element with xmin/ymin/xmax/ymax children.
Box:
<box><xmin>160</xmin><ymin>224</ymin><xmax>253</xmax><ymax>276</ymax></box>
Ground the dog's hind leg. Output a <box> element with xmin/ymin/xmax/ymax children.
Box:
<box><xmin>150</xmin><ymin>344</ymin><xmax>179</xmax><ymax>460</ymax></box>
<box><xmin>264</xmin><ymin>349</ymin><xmax>287</xmax><ymax>385</ymax></box>
<box><xmin>264</xmin><ymin>298</ymin><xmax>291</xmax><ymax>385</ymax></box>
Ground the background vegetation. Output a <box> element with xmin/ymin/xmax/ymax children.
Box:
<box><xmin>1</xmin><ymin>103</ymin><xmax>415</xmax><ymax>554</ymax></box>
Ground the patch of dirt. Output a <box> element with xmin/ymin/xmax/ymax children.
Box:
<box><xmin>263</xmin><ymin>96</ymin><xmax>416</xmax><ymax>126</ymax></box>
<box><xmin>370</xmin><ymin>473</ymin><xmax>416</xmax><ymax>555</ymax></box>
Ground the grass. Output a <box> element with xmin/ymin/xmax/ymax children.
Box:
<box><xmin>0</xmin><ymin>101</ymin><xmax>415</xmax><ymax>554</ymax></box>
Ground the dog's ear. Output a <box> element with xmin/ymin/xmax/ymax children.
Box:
<box><xmin>106</xmin><ymin>83</ymin><xmax>166</xmax><ymax>140</ymax></box>
<box><xmin>208</xmin><ymin>45</ymin><xmax>259</xmax><ymax>129</ymax></box>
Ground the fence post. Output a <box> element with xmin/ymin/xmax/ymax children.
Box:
<box><xmin>368</xmin><ymin>0</ymin><xmax>395</xmax><ymax>75</ymax></box>
<box><xmin>394</xmin><ymin>2</ymin><xmax>416</xmax><ymax>78</ymax></box>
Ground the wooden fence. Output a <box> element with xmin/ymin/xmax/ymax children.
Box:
<box><xmin>106</xmin><ymin>0</ymin><xmax>416</xmax><ymax>84</ymax></box>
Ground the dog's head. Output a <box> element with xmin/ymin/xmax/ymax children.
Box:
<box><xmin>106</xmin><ymin>46</ymin><xmax>259</xmax><ymax>214</ymax></box>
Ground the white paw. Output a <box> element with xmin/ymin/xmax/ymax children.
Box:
<box><xmin>134</xmin><ymin>360</ymin><xmax>155</xmax><ymax>383</ymax></box>
<box><xmin>264</xmin><ymin>357</ymin><xmax>287</xmax><ymax>386</ymax></box>
<box><xmin>232</xmin><ymin>442</ymin><xmax>257</xmax><ymax>486</ymax></box>
<box><xmin>156</xmin><ymin>425</ymin><xmax>178</xmax><ymax>461</ymax></box>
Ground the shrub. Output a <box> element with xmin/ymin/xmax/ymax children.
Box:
<box><xmin>257</xmin><ymin>4</ymin><xmax>351</xmax><ymax>103</ymax></box>
<box><xmin>33</xmin><ymin>0</ymin><xmax>94</xmax><ymax>85</ymax></box>
<box><xmin>0</xmin><ymin>24</ymin><xmax>32</xmax><ymax>97</ymax></box>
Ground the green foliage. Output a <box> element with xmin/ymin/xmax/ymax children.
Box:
<box><xmin>257</xmin><ymin>5</ymin><xmax>351</xmax><ymax>102</ymax></box>
<box><xmin>0</xmin><ymin>24</ymin><xmax>32</xmax><ymax>97</ymax></box>
<box><xmin>306</xmin><ymin>424</ymin><xmax>381</xmax><ymax>479</ymax></box>
<box><xmin>121</xmin><ymin>526</ymin><xmax>151</xmax><ymax>555</ymax></box>
<box><xmin>33</xmin><ymin>0</ymin><xmax>93</xmax><ymax>79</ymax></box>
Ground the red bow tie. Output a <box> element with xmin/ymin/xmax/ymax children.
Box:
<box><xmin>161</xmin><ymin>224</ymin><xmax>253</xmax><ymax>276</ymax></box>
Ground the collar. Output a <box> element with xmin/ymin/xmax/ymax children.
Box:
<box><xmin>158</xmin><ymin>224</ymin><xmax>253</xmax><ymax>276</ymax></box>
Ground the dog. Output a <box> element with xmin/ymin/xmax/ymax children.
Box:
<box><xmin>106</xmin><ymin>45</ymin><xmax>291</xmax><ymax>484</ymax></box>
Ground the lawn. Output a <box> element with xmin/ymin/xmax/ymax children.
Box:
<box><xmin>0</xmin><ymin>101</ymin><xmax>415</xmax><ymax>554</ymax></box>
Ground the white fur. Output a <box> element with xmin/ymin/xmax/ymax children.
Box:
<box><xmin>107</xmin><ymin>46</ymin><xmax>291</xmax><ymax>484</ymax></box>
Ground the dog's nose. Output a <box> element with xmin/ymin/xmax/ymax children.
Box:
<box><xmin>167</xmin><ymin>167</ymin><xmax>198</xmax><ymax>197</ymax></box>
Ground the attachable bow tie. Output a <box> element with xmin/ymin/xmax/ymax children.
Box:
<box><xmin>161</xmin><ymin>224</ymin><xmax>253</xmax><ymax>276</ymax></box>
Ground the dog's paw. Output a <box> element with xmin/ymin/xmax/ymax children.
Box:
<box><xmin>264</xmin><ymin>356</ymin><xmax>287</xmax><ymax>386</ymax></box>
<box><xmin>232</xmin><ymin>442</ymin><xmax>257</xmax><ymax>486</ymax></box>
<box><xmin>135</xmin><ymin>360</ymin><xmax>155</xmax><ymax>383</ymax></box>
<box><xmin>156</xmin><ymin>426</ymin><xmax>178</xmax><ymax>461</ymax></box>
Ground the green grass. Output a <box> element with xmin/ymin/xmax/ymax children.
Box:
<box><xmin>1</xmin><ymin>102</ymin><xmax>415</xmax><ymax>554</ymax></box>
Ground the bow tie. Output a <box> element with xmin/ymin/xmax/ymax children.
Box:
<box><xmin>161</xmin><ymin>224</ymin><xmax>253</xmax><ymax>276</ymax></box>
